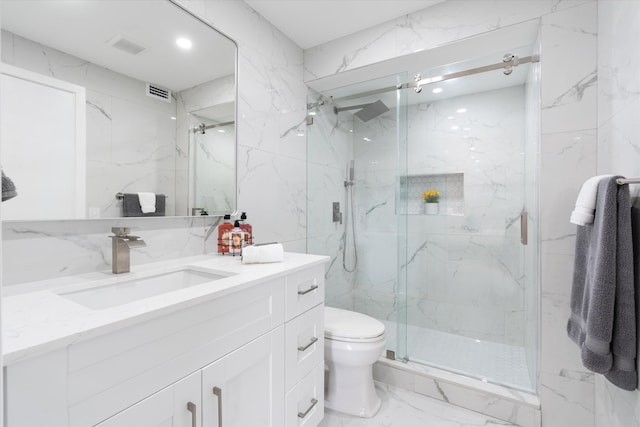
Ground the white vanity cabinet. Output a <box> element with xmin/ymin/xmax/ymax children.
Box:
<box><xmin>95</xmin><ymin>371</ymin><xmax>201</xmax><ymax>427</ymax></box>
<box><xmin>202</xmin><ymin>327</ymin><xmax>285</xmax><ymax>427</ymax></box>
<box><xmin>3</xmin><ymin>256</ymin><xmax>327</xmax><ymax>427</ymax></box>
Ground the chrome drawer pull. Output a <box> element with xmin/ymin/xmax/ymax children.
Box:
<box><xmin>213</xmin><ymin>386</ymin><xmax>223</xmax><ymax>427</ymax></box>
<box><xmin>298</xmin><ymin>284</ymin><xmax>318</xmax><ymax>295</ymax></box>
<box><xmin>297</xmin><ymin>337</ymin><xmax>318</xmax><ymax>352</ymax></box>
<box><xmin>297</xmin><ymin>398</ymin><xmax>319</xmax><ymax>419</ymax></box>
<box><xmin>186</xmin><ymin>402</ymin><xmax>197</xmax><ymax>427</ymax></box>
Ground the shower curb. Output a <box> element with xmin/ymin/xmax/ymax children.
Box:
<box><xmin>373</xmin><ymin>358</ymin><xmax>541</xmax><ymax>427</ymax></box>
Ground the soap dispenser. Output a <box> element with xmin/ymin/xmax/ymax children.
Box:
<box><xmin>239</xmin><ymin>212</ymin><xmax>253</xmax><ymax>246</ymax></box>
<box><xmin>229</xmin><ymin>220</ymin><xmax>246</xmax><ymax>256</ymax></box>
<box><xmin>217</xmin><ymin>214</ymin><xmax>233</xmax><ymax>253</ymax></box>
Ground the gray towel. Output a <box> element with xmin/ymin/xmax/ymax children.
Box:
<box><xmin>121</xmin><ymin>193</ymin><xmax>166</xmax><ymax>217</ymax></box>
<box><xmin>567</xmin><ymin>176</ymin><xmax>637</xmax><ymax>390</ymax></box>
<box><xmin>2</xmin><ymin>170</ymin><xmax>17</xmax><ymax>202</ymax></box>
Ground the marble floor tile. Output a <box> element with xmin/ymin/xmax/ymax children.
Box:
<box><xmin>319</xmin><ymin>382</ymin><xmax>517</xmax><ymax>427</ymax></box>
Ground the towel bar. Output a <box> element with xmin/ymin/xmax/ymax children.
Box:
<box><xmin>115</xmin><ymin>192</ymin><xmax>169</xmax><ymax>200</ymax></box>
<box><xmin>617</xmin><ymin>178</ymin><xmax>640</xmax><ymax>185</ymax></box>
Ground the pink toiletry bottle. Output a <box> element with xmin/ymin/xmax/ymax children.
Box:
<box><xmin>217</xmin><ymin>214</ymin><xmax>233</xmax><ymax>253</ymax></box>
<box><xmin>239</xmin><ymin>212</ymin><xmax>253</xmax><ymax>246</ymax></box>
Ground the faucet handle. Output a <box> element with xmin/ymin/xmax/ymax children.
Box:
<box><xmin>111</xmin><ymin>227</ymin><xmax>130</xmax><ymax>237</ymax></box>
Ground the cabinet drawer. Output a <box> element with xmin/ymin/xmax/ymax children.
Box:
<box><xmin>285</xmin><ymin>265</ymin><xmax>324</xmax><ymax>321</ymax></box>
<box><xmin>285</xmin><ymin>303</ymin><xmax>324</xmax><ymax>390</ymax></box>
<box><xmin>285</xmin><ymin>362</ymin><xmax>324</xmax><ymax>427</ymax></box>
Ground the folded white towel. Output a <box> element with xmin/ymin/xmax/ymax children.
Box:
<box><xmin>242</xmin><ymin>243</ymin><xmax>284</xmax><ymax>264</ymax></box>
<box><xmin>137</xmin><ymin>192</ymin><xmax>156</xmax><ymax>214</ymax></box>
<box><xmin>570</xmin><ymin>175</ymin><xmax>614</xmax><ymax>226</ymax></box>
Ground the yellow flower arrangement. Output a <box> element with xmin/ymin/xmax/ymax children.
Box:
<box><xmin>422</xmin><ymin>189</ymin><xmax>440</xmax><ymax>203</ymax></box>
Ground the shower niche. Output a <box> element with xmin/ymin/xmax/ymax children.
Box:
<box><xmin>402</xmin><ymin>172</ymin><xmax>464</xmax><ymax>216</ymax></box>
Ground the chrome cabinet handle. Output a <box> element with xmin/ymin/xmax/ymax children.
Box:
<box><xmin>297</xmin><ymin>398</ymin><xmax>318</xmax><ymax>419</ymax></box>
<box><xmin>213</xmin><ymin>387</ymin><xmax>223</xmax><ymax>427</ymax></box>
<box><xmin>186</xmin><ymin>402</ymin><xmax>197</xmax><ymax>427</ymax></box>
<box><xmin>298</xmin><ymin>284</ymin><xmax>318</xmax><ymax>295</ymax></box>
<box><xmin>297</xmin><ymin>337</ymin><xmax>318</xmax><ymax>352</ymax></box>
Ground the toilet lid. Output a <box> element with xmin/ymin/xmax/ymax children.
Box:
<box><xmin>324</xmin><ymin>306</ymin><xmax>385</xmax><ymax>340</ymax></box>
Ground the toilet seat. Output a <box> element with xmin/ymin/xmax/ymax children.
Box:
<box><xmin>324</xmin><ymin>307</ymin><xmax>385</xmax><ymax>342</ymax></box>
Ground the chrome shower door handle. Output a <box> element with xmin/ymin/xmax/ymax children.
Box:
<box><xmin>186</xmin><ymin>402</ymin><xmax>197</xmax><ymax>427</ymax></box>
<box><xmin>521</xmin><ymin>210</ymin><xmax>528</xmax><ymax>245</ymax></box>
<box><xmin>213</xmin><ymin>387</ymin><xmax>223</xmax><ymax>427</ymax></box>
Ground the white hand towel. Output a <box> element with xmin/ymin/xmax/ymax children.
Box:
<box><xmin>241</xmin><ymin>243</ymin><xmax>284</xmax><ymax>264</ymax></box>
<box><xmin>137</xmin><ymin>192</ymin><xmax>156</xmax><ymax>214</ymax></box>
<box><xmin>570</xmin><ymin>175</ymin><xmax>614</xmax><ymax>226</ymax></box>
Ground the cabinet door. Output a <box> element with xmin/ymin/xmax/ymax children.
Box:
<box><xmin>96</xmin><ymin>372</ymin><xmax>201</xmax><ymax>427</ymax></box>
<box><xmin>202</xmin><ymin>326</ymin><xmax>285</xmax><ymax>427</ymax></box>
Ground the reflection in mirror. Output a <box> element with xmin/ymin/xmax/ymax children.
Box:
<box><xmin>0</xmin><ymin>0</ymin><xmax>237</xmax><ymax>221</ymax></box>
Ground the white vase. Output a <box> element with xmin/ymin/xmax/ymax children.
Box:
<box><xmin>425</xmin><ymin>202</ymin><xmax>439</xmax><ymax>215</ymax></box>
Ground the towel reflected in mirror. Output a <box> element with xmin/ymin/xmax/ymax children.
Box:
<box><xmin>2</xmin><ymin>170</ymin><xmax>17</xmax><ymax>202</ymax></box>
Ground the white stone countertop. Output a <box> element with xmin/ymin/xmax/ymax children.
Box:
<box><xmin>3</xmin><ymin>252</ymin><xmax>329</xmax><ymax>365</ymax></box>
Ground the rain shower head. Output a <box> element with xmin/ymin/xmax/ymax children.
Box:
<box><xmin>333</xmin><ymin>99</ymin><xmax>390</xmax><ymax>123</ymax></box>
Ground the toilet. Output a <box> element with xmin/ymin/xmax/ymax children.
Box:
<box><xmin>324</xmin><ymin>306</ymin><xmax>386</xmax><ymax>417</ymax></box>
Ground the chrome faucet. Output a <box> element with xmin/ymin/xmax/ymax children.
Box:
<box><xmin>110</xmin><ymin>227</ymin><xmax>146</xmax><ymax>274</ymax></box>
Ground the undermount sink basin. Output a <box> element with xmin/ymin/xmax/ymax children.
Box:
<box><xmin>59</xmin><ymin>267</ymin><xmax>233</xmax><ymax>310</ymax></box>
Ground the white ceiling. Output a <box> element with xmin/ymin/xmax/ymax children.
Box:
<box><xmin>244</xmin><ymin>0</ymin><xmax>444</xmax><ymax>49</ymax></box>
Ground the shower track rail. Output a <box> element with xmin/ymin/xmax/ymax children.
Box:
<box><xmin>307</xmin><ymin>53</ymin><xmax>540</xmax><ymax>109</ymax></box>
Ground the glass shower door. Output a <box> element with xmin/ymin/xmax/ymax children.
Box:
<box><xmin>306</xmin><ymin>72</ymin><xmax>408</xmax><ymax>361</ymax></box>
<box><xmin>401</xmin><ymin>49</ymin><xmax>537</xmax><ymax>391</ymax></box>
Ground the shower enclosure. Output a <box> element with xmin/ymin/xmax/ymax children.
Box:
<box><xmin>307</xmin><ymin>38</ymin><xmax>540</xmax><ymax>392</ymax></box>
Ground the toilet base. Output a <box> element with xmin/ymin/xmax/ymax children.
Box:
<box><xmin>324</xmin><ymin>362</ymin><xmax>382</xmax><ymax>418</ymax></box>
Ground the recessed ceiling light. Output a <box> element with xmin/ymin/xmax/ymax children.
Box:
<box><xmin>451</xmin><ymin>125</ymin><xmax>459</xmax><ymax>130</ymax></box>
<box><xmin>218</xmin><ymin>129</ymin><xmax>225</xmax><ymax>133</ymax></box>
<box><xmin>447</xmin><ymin>116</ymin><xmax>455</xmax><ymax>120</ymax></box>
<box><xmin>169</xmin><ymin>116</ymin><xmax>176</xmax><ymax>120</ymax></box>
<box><xmin>457</xmin><ymin>108</ymin><xmax>467</xmax><ymax>113</ymax></box>
<box><xmin>176</xmin><ymin>38</ymin><xmax>192</xmax><ymax>49</ymax></box>
<box><xmin>432</xmin><ymin>88</ymin><xmax>443</xmax><ymax>94</ymax></box>
<box><xmin>363</xmin><ymin>137</ymin><xmax>371</xmax><ymax>142</ymax></box>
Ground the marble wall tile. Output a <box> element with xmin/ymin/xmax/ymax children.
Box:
<box><xmin>537</xmin><ymin>2</ymin><xmax>598</xmax><ymax>426</ymax></box>
<box><xmin>594</xmin><ymin>1</ymin><xmax>640</xmax><ymax>426</ymax></box>
<box><xmin>595</xmin><ymin>376</ymin><xmax>640</xmax><ymax>427</ymax></box>
<box><xmin>540</xmin><ymin>4</ymin><xmax>597</xmax><ymax>135</ymax></box>
<box><xmin>304</xmin><ymin>0</ymin><xmax>593</xmax><ymax>82</ymax></box>
<box><xmin>539</xmin><ymin>130</ymin><xmax>597</xmax><ymax>255</ymax></box>
<box><xmin>2</xmin><ymin>217</ymin><xmax>215</xmax><ymax>286</ymax></box>
<box><xmin>596</xmin><ymin>0</ymin><xmax>640</xmax><ymax>128</ymax></box>
<box><xmin>540</xmin><ymin>372</ymin><xmax>595</xmax><ymax>427</ymax></box>
<box><xmin>236</xmin><ymin>145</ymin><xmax>306</xmax><ymax>244</ymax></box>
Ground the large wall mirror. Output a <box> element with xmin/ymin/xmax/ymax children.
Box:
<box><xmin>0</xmin><ymin>0</ymin><xmax>237</xmax><ymax>221</ymax></box>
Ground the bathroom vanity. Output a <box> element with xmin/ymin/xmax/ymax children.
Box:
<box><xmin>3</xmin><ymin>252</ymin><xmax>328</xmax><ymax>427</ymax></box>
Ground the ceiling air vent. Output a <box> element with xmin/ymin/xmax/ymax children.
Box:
<box><xmin>146</xmin><ymin>83</ymin><xmax>172</xmax><ymax>103</ymax></box>
<box><xmin>107</xmin><ymin>35</ymin><xmax>147</xmax><ymax>56</ymax></box>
